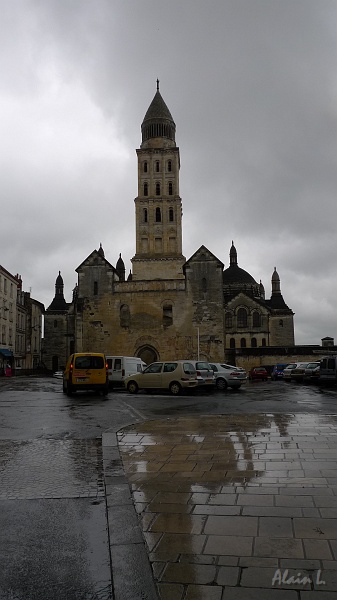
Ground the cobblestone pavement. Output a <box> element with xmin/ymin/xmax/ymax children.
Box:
<box><xmin>117</xmin><ymin>413</ymin><xmax>337</xmax><ymax>599</ymax></box>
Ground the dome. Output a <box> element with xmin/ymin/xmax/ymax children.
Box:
<box><xmin>223</xmin><ymin>242</ymin><xmax>260</xmax><ymax>300</ymax></box>
<box><xmin>141</xmin><ymin>80</ymin><xmax>176</xmax><ymax>145</ymax></box>
<box><xmin>223</xmin><ymin>265</ymin><xmax>258</xmax><ymax>286</ymax></box>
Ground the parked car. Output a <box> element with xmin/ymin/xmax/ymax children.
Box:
<box><xmin>249</xmin><ymin>367</ymin><xmax>268</xmax><ymax>381</ymax></box>
<box><xmin>209</xmin><ymin>362</ymin><xmax>247</xmax><ymax>390</ymax></box>
<box><xmin>188</xmin><ymin>361</ymin><xmax>216</xmax><ymax>387</ymax></box>
<box><xmin>283</xmin><ymin>362</ymin><xmax>310</xmax><ymax>381</ymax></box>
<box><xmin>271</xmin><ymin>364</ymin><xmax>288</xmax><ymax>380</ymax></box>
<box><xmin>124</xmin><ymin>360</ymin><xmax>198</xmax><ymax>395</ymax></box>
<box><xmin>290</xmin><ymin>362</ymin><xmax>312</xmax><ymax>382</ymax></box>
<box><xmin>63</xmin><ymin>353</ymin><xmax>109</xmax><ymax>396</ymax></box>
<box><xmin>303</xmin><ymin>362</ymin><xmax>320</xmax><ymax>383</ymax></box>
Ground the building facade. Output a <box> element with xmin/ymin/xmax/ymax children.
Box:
<box><xmin>44</xmin><ymin>85</ymin><xmax>294</xmax><ymax>371</ymax></box>
<box><xmin>0</xmin><ymin>266</ymin><xmax>44</xmax><ymax>373</ymax></box>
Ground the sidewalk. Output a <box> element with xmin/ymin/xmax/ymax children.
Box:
<box><xmin>104</xmin><ymin>413</ymin><xmax>337</xmax><ymax>599</ymax></box>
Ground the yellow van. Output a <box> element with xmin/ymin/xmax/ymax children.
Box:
<box><xmin>63</xmin><ymin>353</ymin><xmax>109</xmax><ymax>396</ymax></box>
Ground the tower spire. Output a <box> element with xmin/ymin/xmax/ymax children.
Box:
<box><xmin>156</xmin><ymin>78</ymin><xmax>159</xmax><ymax>91</ymax></box>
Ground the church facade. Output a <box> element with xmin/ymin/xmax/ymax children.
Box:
<box><xmin>43</xmin><ymin>84</ymin><xmax>294</xmax><ymax>372</ymax></box>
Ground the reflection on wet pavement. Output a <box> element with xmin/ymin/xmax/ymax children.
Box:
<box><xmin>118</xmin><ymin>414</ymin><xmax>337</xmax><ymax>598</ymax></box>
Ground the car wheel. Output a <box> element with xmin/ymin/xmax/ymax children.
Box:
<box><xmin>127</xmin><ymin>381</ymin><xmax>138</xmax><ymax>394</ymax></box>
<box><xmin>216</xmin><ymin>377</ymin><xmax>228</xmax><ymax>390</ymax></box>
<box><xmin>101</xmin><ymin>385</ymin><xmax>109</xmax><ymax>396</ymax></box>
<box><xmin>169</xmin><ymin>381</ymin><xmax>182</xmax><ymax>396</ymax></box>
<box><xmin>66</xmin><ymin>382</ymin><xmax>73</xmax><ymax>396</ymax></box>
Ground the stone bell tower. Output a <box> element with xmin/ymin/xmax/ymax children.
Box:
<box><xmin>131</xmin><ymin>81</ymin><xmax>185</xmax><ymax>280</ymax></box>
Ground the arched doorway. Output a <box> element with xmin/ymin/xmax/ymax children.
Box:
<box><xmin>136</xmin><ymin>345</ymin><xmax>158</xmax><ymax>365</ymax></box>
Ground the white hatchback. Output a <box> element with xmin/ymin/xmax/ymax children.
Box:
<box><xmin>125</xmin><ymin>361</ymin><xmax>198</xmax><ymax>395</ymax></box>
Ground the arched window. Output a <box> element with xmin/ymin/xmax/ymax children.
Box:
<box><xmin>143</xmin><ymin>208</ymin><xmax>148</xmax><ymax>223</ymax></box>
<box><xmin>279</xmin><ymin>319</ymin><xmax>284</xmax><ymax>327</ymax></box>
<box><xmin>253</xmin><ymin>311</ymin><xmax>261</xmax><ymax>327</ymax></box>
<box><xmin>155</xmin><ymin>161</ymin><xmax>160</xmax><ymax>172</ymax></box>
<box><xmin>94</xmin><ymin>281</ymin><xmax>98</xmax><ymax>295</ymax></box>
<box><xmin>156</xmin><ymin>182</ymin><xmax>160</xmax><ymax>196</ymax></box>
<box><xmin>155</xmin><ymin>207</ymin><xmax>161</xmax><ymax>222</ymax></box>
<box><xmin>120</xmin><ymin>304</ymin><xmax>130</xmax><ymax>328</ymax></box>
<box><xmin>144</xmin><ymin>182</ymin><xmax>148</xmax><ymax>196</ymax></box>
<box><xmin>251</xmin><ymin>337</ymin><xmax>257</xmax><ymax>348</ymax></box>
<box><xmin>163</xmin><ymin>303</ymin><xmax>173</xmax><ymax>327</ymax></box>
<box><xmin>237</xmin><ymin>308</ymin><xmax>248</xmax><ymax>328</ymax></box>
<box><xmin>168</xmin><ymin>160</ymin><xmax>172</xmax><ymax>172</ymax></box>
<box><xmin>240</xmin><ymin>338</ymin><xmax>246</xmax><ymax>348</ymax></box>
<box><xmin>168</xmin><ymin>182</ymin><xmax>173</xmax><ymax>195</ymax></box>
<box><xmin>225</xmin><ymin>313</ymin><xmax>232</xmax><ymax>328</ymax></box>
<box><xmin>261</xmin><ymin>338</ymin><xmax>266</xmax><ymax>347</ymax></box>
<box><xmin>169</xmin><ymin>208</ymin><xmax>174</xmax><ymax>222</ymax></box>
<box><xmin>230</xmin><ymin>338</ymin><xmax>236</xmax><ymax>348</ymax></box>
<box><xmin>144</xmin><ymin>161</ymin><xmax>148</xmax><ymax>173</ymax></box>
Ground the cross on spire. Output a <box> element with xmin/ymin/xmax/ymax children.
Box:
<box><xmin>156</xmin><ymin>78</ymin><xmax>160</xmax><ymax>91</ymax></box>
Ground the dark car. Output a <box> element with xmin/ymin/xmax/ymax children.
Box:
<box><xmin>249</xmin><ymin>367</ymin><xmax>268</xmax><ymax>381</ymax></box>
<box><xmin>271</xmin><ymin>364</ymin><xmax>288</xmax><ymax>380</ymax></box>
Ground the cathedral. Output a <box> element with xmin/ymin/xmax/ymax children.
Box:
<box><xmin>43</xmin><ymin>84</ymin><xmax>294</xmax><ymax>372</ymax></box>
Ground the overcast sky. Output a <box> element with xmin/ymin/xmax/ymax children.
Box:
<box><xmin>1</xmin><ymin>0</ymin><xmax>337</xmax><ymax>345</ymax></box>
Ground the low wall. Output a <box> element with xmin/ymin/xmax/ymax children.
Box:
<box><xmin>225</xmin><ymin>345</ymin><xmax>327</xmax><ymax>372</ymax></box>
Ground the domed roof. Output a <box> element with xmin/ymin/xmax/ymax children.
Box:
<box><xmin>141</xmin><ymin>80</ymin><xmax>176</xmax><ymax>145</ymax></box>
<box><xmin>223</xmin><ymin>242</ymin><xmax>258</xmax><ymax>286</ymax></box>
<box><xmin>223</xmin><ymin>264</ymin><xmax>258</xmax><ymax>286</ymax></box>
<box><xmin>223</xmin><ymin>242</ymin><xmax>260</xmax><ymax>300</ymax></box>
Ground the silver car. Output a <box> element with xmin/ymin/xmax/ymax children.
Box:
<box><xmin>187</xmin><ymin>361</ymin><xmax>216</xmax><ymax>387</ymax></box>
<box><xmin>209</xmin><ymin>362</ymin><xmax>247</xmax><ymax>390</ymax></box>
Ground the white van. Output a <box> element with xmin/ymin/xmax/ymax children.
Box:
<box><xmin>319</xmin><ymin>355</ymin><xmax>337</xmax><ymax>384</ymax></box>
<box><xmin>106</xmin><ymin>356</ymin><xmax>146</xmax><ymax>388</ymax></box>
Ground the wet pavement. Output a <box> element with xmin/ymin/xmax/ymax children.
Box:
<box><xmin>0</xmin><ymin>436</ymin><xmax>112</xmax><ymax>600</ymax></box>
<box><xmin>2</xmin><ymin>379</ymin><xmax>337</xmax><ymax>598</ymax></box>
<box><xmin>116</xmin><ymin>414</ymin><xmax>337</xmax><ymax>599</ymax></box>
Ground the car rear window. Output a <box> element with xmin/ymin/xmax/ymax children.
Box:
<box><xmin>196</xmin><ymin>362</ymin><xmax>211</xmax><ymax>370</ymax></box>
<box><xmin>183</xmin><ymin>363</ymin><xmax>196</xmax><ymax>374</ymax></box>
<box><xmin>75</xmin><ymin>355</ymin><xmax>104</xmax><ymax>369</ymax></box>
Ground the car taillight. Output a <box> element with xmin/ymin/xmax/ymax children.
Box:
<box><xmin>105</xmin><ymin>362</ymin><xmax>108</xmax><ymax>370</ymax></box>
<box><xmin>196</xmin><ymin>370</ymin><xmax>201</xmax><ymax>376</ymax></box>
<box><xmin>70</xmin><ymin>363</ymin><xmax>73</xmax><ymax>373</ymax></box>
